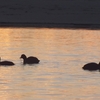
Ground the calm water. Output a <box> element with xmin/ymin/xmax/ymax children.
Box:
<box><xmin>0</xmin><ymin>28</ymin><xmax>100</xmax><ymax>100</ymax></box>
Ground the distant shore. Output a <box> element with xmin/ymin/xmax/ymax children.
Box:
<box><xmin>0</xmin><ymin>22</ymin><xmax>100</xmax><ymax>29</ymax></box>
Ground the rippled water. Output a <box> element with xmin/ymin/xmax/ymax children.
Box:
<box><xmin>0</xmin><ymin>28</ymin><xmax>100</xmax><ymax>100</ymax></box>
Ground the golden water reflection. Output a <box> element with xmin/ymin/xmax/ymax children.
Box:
<box><xmin>0</xmin><ymin>28</ymin><xmax>100</xmax><ymax>100</ymax></box>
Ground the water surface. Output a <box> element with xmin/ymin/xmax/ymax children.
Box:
<box><xmin>0</xmin><ymin>28</ymin><xmax>100</xmax><ymax>100</ymax></box>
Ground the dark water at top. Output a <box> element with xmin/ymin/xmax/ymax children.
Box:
<box><xmin>0</xmin><ymin>0</ymin><xmax>100</xmax><ymax>26</ymax></box>
<box><xmin>0</xmin><ymin>28</ymin><xmax>100</xmax><ymax>100</ymax></box>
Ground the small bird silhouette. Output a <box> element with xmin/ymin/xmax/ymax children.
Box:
<box><xmin>82</xmin><ymin>62</ymin><xmax>100</xmax><ymax>71</ymax></box>
<box><xmin>0</xmin><ymin>57</ymin><xmax>15</xmax><ymax>66</ymax></box>
<box><xmin>20</xmin><ymin>54</ymin><xmax>40</xmax><ymax>64</ymax></box>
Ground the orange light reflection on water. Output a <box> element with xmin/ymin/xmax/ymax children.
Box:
<box><xmin>0</xmin><ymin>28</ymin><xmax>100</xmax><ymax>100</ymax></box>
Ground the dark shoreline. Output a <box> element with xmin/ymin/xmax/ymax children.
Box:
<box><xmin>0</xmin><ymin>22</ymin><xmax>100</xmax><ymax>29</ymax></box>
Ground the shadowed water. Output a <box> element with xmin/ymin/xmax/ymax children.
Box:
<box><xmin>0</xmin><ymin>28</ymin><xmax>100</xmax><ymax>100</ymax></box>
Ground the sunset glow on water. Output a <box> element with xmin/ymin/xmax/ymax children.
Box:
<box><xmin>0</xmin><ymin>28</ymin><xmax>100</xmax><ymax>100</ymax></box>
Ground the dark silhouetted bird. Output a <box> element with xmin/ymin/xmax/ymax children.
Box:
<box><xmin>82</xmin><ymin>62</ymin><xmax>100</xmax><ymax>71</ymax></box>
<box><xmin>0</xmin><ymin>58</ymin><xmax>15</xmax><ymax>66</ymax></box>
<box><xmin>20</xmin><ymin>54</ymin><xmax>40</xmax><ymax>64</ymax></box>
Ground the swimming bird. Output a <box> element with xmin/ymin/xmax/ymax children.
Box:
<box><xmin>0</xmin><ymin>58</ymin><xmax>15</xmax><ymax>66</ymax></box>
<box><xmin>20</xmin><ymin>54</ymin><xmax>40</xmax><ymax>64</ymax></box>
<box><xmin>82</xmin><ymin>62</ymin><xmax>100</xmax><ymax>71</ymax></box>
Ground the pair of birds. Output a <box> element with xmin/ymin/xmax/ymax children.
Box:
<box><xmin>0</xmin><ymin>54</ymin><xmax>40</xmax><ymax>66</ymax></box>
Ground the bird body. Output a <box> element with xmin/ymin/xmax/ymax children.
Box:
<box><xmin>20</xmin><ymin>54</ymin><xmax>40</xmax><ymax>64</ymax></box>
<box><xmin>0</xmin><ymin>57</ymin><xmax>15</xmax><ymax>66</ymax></box>
<box><xmin>0</xmin><ymin>61</ymin><xmax>15</xmax><ymax>66</ymax></box>
<box><xmin>82</xmin><ymin>62</ymin><xmax>100</xmax><ymax>71</ymax></box>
